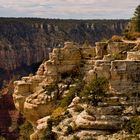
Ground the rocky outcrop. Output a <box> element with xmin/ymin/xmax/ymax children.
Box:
<box><xmin>13</xmin><ymin>39</ymin><xmax>140</xmax><ymax>139</ymax></box>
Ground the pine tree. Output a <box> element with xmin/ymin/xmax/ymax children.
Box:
<box><xmin>131</xmin><ymin>5</ymin><xmax>140</xmax><ymax>32</ymax></box>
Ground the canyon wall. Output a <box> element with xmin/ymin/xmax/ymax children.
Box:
<box><xmin>0</xmin><ymin>18</ymin><xmax>127</xmax><ymax>72</ymax></box>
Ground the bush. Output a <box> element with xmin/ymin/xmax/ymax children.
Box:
<box><xmin>111</xmin><ymin>35</ymin><xmax>122</xmax><ymax>42</ymax></box>
<box><xmin>41</xmin><ymin>118</ymin><xmax>57</xmax><ymax>140</ymax></box>
<box><xmin>43</xmin><ymin>84</ymin><xmax>58</xmax><ymax>95</ymax></box>
<box><xmin>17</xmin><ymin>121</ymin><xmax>33</xmax><ymax>140</ymax></box>
<box><xmin>60</xmin><ymin>79</ymin><xmax>84</xmax><ymax>107</ymax></box>
<box><xmin>124</xmin><ymin>32</ymin><xmax>140</xmax><ymax>40</ymax></box>
<box><xmin>43</xmin><ymin>131</ymin><xmax>56</xmax><ymax>140</ymax></box>
<box><xmin>124</xmin><ymin>117</ymin><xmax>140</xmax><ymax>134</ymax></box>
<box><xmin>129</xmin><ymin>5</ymin><xmax>140</xmax><ymax>32</ymax></box>
<box><xmin>80</xmin><ymin>77</ymin><xmax>108</xmax><ymax>105</ymax></box>
<box><xmin>65</xmin><ymin>125</ymin><xmax>73</xmax><ymax>135</ymax></box>
<box><xmin>51</xmin><ymin>115</ymin><xmax>65</xmax><ymax>126</ymax></box>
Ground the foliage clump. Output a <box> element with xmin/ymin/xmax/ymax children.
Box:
<box><xmin>125</xmin><ymin>117</ymin><xmax>140</xmax><ymax>135</ymax></box>
<box><xmin>130</xmin><ymin>5</ymin><xmax>140</xmax><ymax>32</ymax></box>
<box><xmin>42</xmin><ymin>118</ymin><xmax>56</xmax><ymax>140</ymax></box>
<box><xmin>60</xmin><ymin>79</ymin><xmax>84</xmax><ymax>108</ymax></box>
<box><xmin>17</xmin><ymin>121</ymin><xmax>33</xmax><ymax>140</ymax></box>
<box><xmin>43</xmin><ymin>84</ymin><xmax>58</xmax><ymax>95</ymax></box>
<box><xmin>65</xmin><ymin>125</ymin><xmax>74</xmax><ymax>135</ymax></box>
<box><xmin>80</xmin><ymin>77</ymin><xmax>108</xmax><ymax>105</ymax></box>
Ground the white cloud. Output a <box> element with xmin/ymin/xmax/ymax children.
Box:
<box><xmin>0</xmin><ymin>0</ymin><xmax>139</xmax><ymax>19</ymax></box>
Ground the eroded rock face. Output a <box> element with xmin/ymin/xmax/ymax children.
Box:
<box><xmin>13</xmin><ymin>40</ymin><xmax>140</xmax><ymax>139</ymax></box>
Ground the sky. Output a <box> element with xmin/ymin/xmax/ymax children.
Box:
<box><xmin>0</xmin><ymin>0</ymin><xmax>139</xmax><ymax>19</ymax></box>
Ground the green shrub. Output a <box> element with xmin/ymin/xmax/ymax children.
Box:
<box><xmin>41</xmin><ymin>118</ymin><xmax>57</xmax><ymax>140</ymax></box>
<box><xmin>43</xmin><ymin>131</ymin><xmax>56</xmax><ymax>140</ymax></box>
<box><xmin>124</xmin><ymin>117</ymin><xmax>140</xmax><ymax>135</ymax></box>
<box><xmin>129</xmin><ymin>5</ymin><xmax>140</xmax><ymax>32</ymax></box>
<box><xmin>80</xmin><ymin>77</ymin><xmax>108</xmax><ymax>105</ymax></box>
<box><xmin>51</xmin><ymin>115</ymin><xmax>65</xmax><ymax>126</ymax></box>
<box><xmin>60</xmin><ymin>79</ymin><xmax>84</xmax><ymax>107</ymax></box>
<box><xmin>43</xmin><ymin>84</ymin><xmax>58</xmax><ymax>95</ymax></box>
<box><xmin>65</xmin><ymin>125</ymin><xmax>73</xmax><ymax>135</ymax></box>
<box><xmin>64</xmin><ymin>110</ymin><xmax>72</xmax><ymax>118</ymax></box>
<box><xmin>17</xmin><ymin>121</ymin><xmax>33</xmax><ymax>140</ymax></box>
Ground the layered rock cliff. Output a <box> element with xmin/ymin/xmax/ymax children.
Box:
<box><xmin>13</xmin><ymin>38</ymin><xmax>140</xmax><ymax>139</ymax></box>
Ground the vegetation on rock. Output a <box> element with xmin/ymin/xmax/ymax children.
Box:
<box><xmin>17</xmin><ymin>121</ymin><xmax>33</xmax><ymax>140</ymax></box>
<box><xmin>42</xmin><ymin>118</ymin><xmax>56</xmax><ymax>140</ymax></box>
<box><xmin>124</xmin><ymin>5</ymin><xmax>140</xmax><ymax>40</ymax></box>
<box><xmin>60</xmin><ymin>78</ymin><xmax>84</xmax><ymax>108</ymax></box>
<box><xmin>80</xmin><ymin>77</ymin><xmax>108</xmax><ymax>105</ymax></box>
<box><xmin>130</xmin><ymin>5</ymin><xmax>140</xmax><ymax>32</ymax></box>
<box><xmin>125</xmin><ymin>117</ymin><xmax>140</xmax><ymax>135</ymax></box>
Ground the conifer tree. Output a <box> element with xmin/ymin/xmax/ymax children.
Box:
<box><xmin>131</xmin><ymin>5</ymin><xmax>140</xmax><ymax>32</ymax></box>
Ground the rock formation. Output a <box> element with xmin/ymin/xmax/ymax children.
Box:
<box><xmin>13</xmin><ymin>38</ymin><xmax>140</xmax><ymax>140</ymax></box>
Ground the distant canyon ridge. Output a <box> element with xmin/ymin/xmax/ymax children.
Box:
<box><xmin>0</xmin><ymin>18</ymin><xmax>128</xmax><ymax>86</ymax></box>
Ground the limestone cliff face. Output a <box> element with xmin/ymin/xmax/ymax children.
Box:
<box><xmin>13</xmin><ymin>38</ymin><xmax>140</xmax><ymax>139</ymax></box>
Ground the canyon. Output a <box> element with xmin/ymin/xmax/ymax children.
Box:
<box><xmin>0</xmin><ymin>18</ymin><xmax>128</xmax><ymax>139</ymax></box>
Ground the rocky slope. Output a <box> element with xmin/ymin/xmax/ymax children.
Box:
<box><xmin>13</xmin><ymin>38</ymin><xmax>140</xmax><ymax>140</ymax></box>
